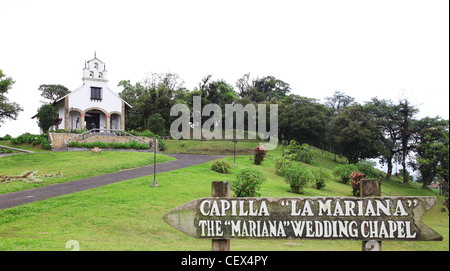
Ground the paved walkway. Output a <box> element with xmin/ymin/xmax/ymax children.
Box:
<box><xmin>0</xmin><ymin>154</ymin><xmax>228</xmax><ymax>210</ymax></box>
<box><xmin>0</xmin><ymin>144</ymin><xmax>35</xmax><ymax>157</ymax></box>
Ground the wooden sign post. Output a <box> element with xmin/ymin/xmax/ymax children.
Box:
<box><xmin>361</xmin><ymin>179</ymin><xmax>381</xmax><ymax>251</ymax></box>
<box><xmin>211</xmin><ymin>181</ymin><xmax>231</xmax><ymax>251</ymax></box>
<box><xmin>163</xmin><ymin>181</ymin><xmax>443</xmax><ymax>251</ymax></box>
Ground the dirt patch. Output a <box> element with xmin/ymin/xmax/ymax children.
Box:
<box><xmin>0</xmin><ymin>171</ymin><xmax>64</xmax><ymax>183</ymax></box>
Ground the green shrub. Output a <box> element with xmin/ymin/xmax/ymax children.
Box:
<box><xmin>133</xmin><ymin>130</ymin><xmax>157</xmax><ymax>137</ymax></box>
<box><xmin>51</xmin><ymin>129</ymin><xmax>88</xmax><ymax>134</ymax></box>
<box><xmin>281</xmin><ymin>164</ymin><xmax>314</xmax><ymax>194</ymax></box>
<box><xmin>38</xmin><ymin>137</ymin><xmax>51</xmax><ymax>150</ymax></box>
<box><xmin>147</xmin><ymin>113</ymin><xmax>165</xmax><ymax>136</ymax></box>
<box><xmin>10</xmin><ymin>133</ymin><xmax>51</xmax><ymax>150</ymax></box>
<box><xmin>67</xmin><ymin>141</ymin><xmax>149</xmax><ymax>150</ymax></box>
<box><xmin>286</xmin><ymin>140</ymin><xmax>314</xmax><ymax>164</ymax></box>
<box><xmin>231</xmin><ymin>168</ymin><xmax>266</xmax><ymax>197</ymax></box>
<box><xmin>274</xmin><ymin>157</ymin><xmax>292</xmax><ymax>176</ymax></box>
<box><xmin>0</xmin><ymin>148</ymin><xmax>14</xmax><ymax>153</ymax></box>
<box><xmin>130</xmin><ymin>140</ymin><xmax>147</xmax><ymax>150</ymax></box>
<box><xmin>355</xmin><ymin>160</ymin><xmax>385</xmax><ymax>180</ymax></box>
<box><xmin>211</xmin><ymin>160</ymin><xmax>231</xmax><ymax>173</ymax></box>
<box><xmin>1</xmin><ymin>134</ymin><xmax>12</xmax><ymax>140</ymax></box>
<box><xmin>11</xmin><ymin>133</ymin><xmax>32</xmax><ymax>144</ymax></box>
<box><xmin>311</xmin><ymin>168</ymin><xmax>332</xmax><ymax>190</ymax></box>
<box><xmin>127</xmin><ymin>129</ymin><xmax>166</xmax><ymax>150</ymax></box>
<box><xmin>333</xmin><ymin>164</ymin><xmax>359</xmax><ymax>184</ymax></box>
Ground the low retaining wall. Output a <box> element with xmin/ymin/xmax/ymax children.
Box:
<box><xmin>49</xmin><ymin>132</ymin><xmax>157</xmax><ymax>151</ymax></box>
<box><xmin>67</xmin><ymin>147</ymin><xmax>155</xmax><ymax>152</ymax></box>
<box><xmin>49</xmin><ymin>133</ymin><xmax>75</xmax><ymax>149</ymax></box>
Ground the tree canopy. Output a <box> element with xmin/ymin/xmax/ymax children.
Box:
<box><xmin>0</xmin><ymin>69</ymin><xmax>23</xmax><ymax>127</ymax></box>
<box><xmin>38</xmin><ymin>84</ymin><xmax>70</xmax><ymax>103</ymax></box>
<box><xmin>35</xmin><ymin>103</ymin><xmax>58</xmax><ymax>133</ymax></box>
<box><xmin>117</xmin><ymin>72</ymin><xmax>448</xmax><ymax>185</ymax></box>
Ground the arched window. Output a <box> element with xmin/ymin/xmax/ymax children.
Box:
<box><xmin>94</xmin><ymin>62</ymin><xmax>98</xmax><ymax>69</ymax></box>
<box><xmin>98</xmin><ymin>72</ymin><xmax>103</xmax><ymax>79</ymax></box>
<box><xmin>90</xmin><ymin>71</ymin><xmax>94</xmax><ymax>78</ymax></box>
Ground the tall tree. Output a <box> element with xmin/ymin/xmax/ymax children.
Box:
<box><xmin>35</xmin><ymin>104</ymin><xmax>58</xmax><ymax>133</ymax></box>
<box><xmin>279</xmin><ymin>94</ymin><xmax>328</xmax><ymax>146</ymax></box>
<box><xmin>328</xmin><ymin>105</ymin><xmax>380</xmax><ymax>164</ymax></box>
<box><xmin>364</xmin><ymin>98</ymin><xmax>402</xmax><ymax>181</ymax></box>
<box><xmin>236</xmin><ymin>74</ymin><xmax>290</xmax><ymax>102</ymax></box>
<box><xmin>118</xmin><ymin>72</ymin><xmax>185</xmax><ymax>132</ymax></box>
<box><xmin>118</xmin><ymin>80</ymin><xmax>146</xmax><ymax>130</ymax></box>
<box><xmin>191</xmin><ymin>75</ymin><xmax>238</xmax><ymax>134</ymax></box>
<box><xmin>147</xmin><ymin>113</ymin><xmax>166</xmax><ymax>135</ymax></box>
<box><xmin>38</xmin><ymin>84</ymin><xmax>70</xmax><ymax>103</ymax></box>
<box><xmin>410</xmin><ymin>117</ymin><xmax>449</xmax><ymax>188</ymax></box>
<box><xmin>398</xmin><ymin>99</ymin><xmax>419</xmax><ymax>184</ymax></box>
<box><xmin>235</xmin><ymin>73</ymin><xmax>251</xmax><ymax>98</ymax></box>
<box><xmin>0</xmin><ymin>69</ymin><xmax>23</xmax><ymax>126</ymax></box>
<box><xmin>196</xmin><ymin>75</ymin><xmax>237</xmax><ymax>109</ymax></box>
<box><xmin>323</xmin><ymin>90</ymin><xmax>356</xmax><ymax>159</ymax></box>
<box><xmin>324</xmin><ymin>90</ymin><xmax>356</xmax><ymax>115</ymax></box>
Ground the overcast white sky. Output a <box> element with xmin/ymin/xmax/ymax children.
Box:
<box><xmin>1</xmin><ymin>0</ymin><xmax>448</xmax><ymax>137</ymax></box>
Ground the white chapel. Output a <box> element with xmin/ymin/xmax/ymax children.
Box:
<box><xmin>53</xmin><ymin>54</ymin><xmax>131</xmax><ymax>131</ymax></box>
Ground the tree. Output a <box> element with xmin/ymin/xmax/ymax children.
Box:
<box><xmin>38</xmin><ymin>84</ymin><xmax>70</xmax><ymax>103</ymax></box>
<box><xmin>147</xmin><ymin>113</ymin><xmax>165</xmax><ymax>135</ymax></box>
<box><xmin>323</xmin><ymin>90</ymin><xmax>356</xmax><ymax>158</ymax></box>
<box><xmin>398</xmin><ymin>99</ymin><xmax>419</xmax><ymax>184</ymax></box>
<box><xmin>36</xmin><ymin>104</ymin><xmax>58</xmax><ymax>133</ymax></box>
<box><xmin>0</xmin><ymin>69</ymin><xmax>23</xmax><ymax>126</ymax></box>
<box><xmin>236</xmin><ymin>74</ymin><xmax>290</xmax><ymax>102</ymax></box>
<box><xmin>329</xmin><ymin>105</ymin><xmax>380</xmax><ymax>164</ymax></box>
<box><xmin>324</xmin><ymin>90</ymin><xmax>356</xmax><ymax>115</ymax></box>
<box><xmin>196</xmin><ymin>75</ymin><xmax>237</xmax><ymax>109</ymax></box>
<box><xmin>118</xmin><ymin>80</ymin><xmax>146</xmax><ymax>130</ymax></box>
<box><xmin>118</xmin><ymin>72</ymin><xmax>186</xmax><ymax>131</ymax></box>
<box><xmin>279</xmin><ymin>94</ymin><xmax>328</xmax><ymax>146</ymax></box>
<box><xmin>235</xmin><ymin>73</ymin><xmax>251</xmax><ymax>98</ymax></box>
<box><xmin>175</xmin><ymin>75</ymin><xmax>238</xmax><ymax>136</ymax></box>
<box><xmin>364</xmin><ymin>98</ymin><xmax>402</xmax><ymax>181</ymax></box>
<box><xmin>410</xmin><ymin>117</ymin><xmax>449</xmax><ymax>188</ymax></box>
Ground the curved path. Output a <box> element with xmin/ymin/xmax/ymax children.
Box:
<box><xmin>0</xmin><ymin>144</ymin><xmax>36</xmax><ymax>157</ymax></box>
<box><xmin>0</xmin><ymin>153</ymin><xmax>228</xmax><ymax>210</ymax></box>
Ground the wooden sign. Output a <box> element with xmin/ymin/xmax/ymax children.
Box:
<box><xmin>164</xmin><ymin>196</ymin><xmax>443</xmax><ymax>241</ymax></box>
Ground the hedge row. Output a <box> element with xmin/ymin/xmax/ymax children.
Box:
<box><xmin>67</xmin><ymin>141</ymin><xmax>149</xmax><ymax>150</ymax></box>
<box><xmin>10</xmin><ymin>133</ymin><xmax>51</xmax><ymax>150</ymax></box>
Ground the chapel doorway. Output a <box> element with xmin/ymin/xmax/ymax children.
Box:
<box><xmin>85</xmin><ymin>112</ymin><xmax>100</xmax><ymax>130</ymax></box>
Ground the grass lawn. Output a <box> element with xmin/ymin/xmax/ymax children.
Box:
<box><xmin>0</xmin><ymin>150</ymin><xmax>175</xmax><ymax>194</ymax></box>
<box><xmin>0</xmin><ymin>148</ymin><xmax>19</xmax><ymax>154</ymax></box>
<box><xmin>0</xmin><ymin>143</ymin><xmax>447</xmax><ymax>251</ymax></box>
<box><xmin>162</xmin><ymin>139</ymin><xmax>261</xmax><ymax>155</ymax></box>
<box><xmin>0</xmin><ymin>140</ymin><xmax>51</xmax><ymax>153</ymax></box>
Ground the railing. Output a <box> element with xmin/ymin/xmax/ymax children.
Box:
<box><xmin>63</xmin><ymin>129</ymin><xmax>152</xmax><ymax>147</ymax></box>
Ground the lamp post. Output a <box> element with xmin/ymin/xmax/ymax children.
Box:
<box><xmin>152</xmin><ymin>137</ymin><xmax>158</xmax><ymax>187</ymax></box>
<box><xmin>233</xmin><ymin>138</ymin><xmax>237</xmax><ymax>166</ymax></box>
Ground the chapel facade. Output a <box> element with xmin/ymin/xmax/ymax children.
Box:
<box><xmin>53</xmin><ymin>54</ymin><xmax>131</xmax><ymax>131</ymax></box>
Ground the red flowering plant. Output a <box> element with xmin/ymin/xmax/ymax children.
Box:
<box><xmin>253</xmin><ymin>145</ymin><xmax>267</xmax><ymax>165</ymax></box>
<box><xmin>349</xmin><ymin>171</ymin><xmax>366</xmax><ymax>197</ymax></box>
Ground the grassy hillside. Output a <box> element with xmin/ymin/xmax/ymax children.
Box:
<box><xmin>0</xmin><ymin>140</ymin><xmax>50</xmax><ymax>153</ymax></box>
<box><xmin>161</xmin><ymin>139</ymin><xmax>259</xmax><ymax>155</ymax></box>
<box><xmin>0</xmin><ymin>150</ymin><xmax>175</xmax><ymax>194</ymax></box>
<box><xmin>0</xmin><ymin>139</ymin><xmax>447</xmax><ymax>251</ymax></box>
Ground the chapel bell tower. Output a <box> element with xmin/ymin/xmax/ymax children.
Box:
<box><xmin>82</xmin><ymin>52</ymin><xmax>108</xmax><ymax>83</ymax></box>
